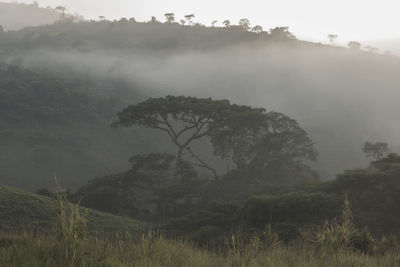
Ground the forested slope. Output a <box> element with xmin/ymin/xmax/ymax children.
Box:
<box><xmin>1</xmin><ymin>18</ymin><xmax>400</xmax><ymax>190</ymax></box>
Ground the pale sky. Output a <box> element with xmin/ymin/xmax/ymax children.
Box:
<box><xmin>5</xmin><ymin>0</ymin><xmax>400</xmax><ymax>43</ymax></box>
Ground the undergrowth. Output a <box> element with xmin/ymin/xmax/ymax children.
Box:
<box><xmin>0</xmin><ymin>191</ymin><xmax>400</xmax><ymax>266</ymax></box>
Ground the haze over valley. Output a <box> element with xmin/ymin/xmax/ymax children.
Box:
<box><xmin>2</xmin><ymin>2</ymin><xmax>400</xmax><ymax>265</ymax></box>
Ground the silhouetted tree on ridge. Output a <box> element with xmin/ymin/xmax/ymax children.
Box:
<box><xmin>184</xmin><ymin>14</ymin><xmax>195</xmax><ymax>26</ymax></box>
<box><xmin>348</xmin><ymin>41</ymin><xmax>361</xmax><ymax>50</ymax></box>
<box><xmin>327</xmin><ymin>34</ymin><xmax>338</xmax><ymax>44</ymax></box>
<box><xmin>223</xmin><ymin>20</ymin><xmax>231</xmax><ymax>28</ymax></box>
<box><xmin>165</xmin><ymin>13</ymin><xmax>175</xmax><ymax>23</ymax></box>
<box><xmin>238</xmin><ymin>18</ymin><xmax>251</xmax><ymax>31</ymax></box>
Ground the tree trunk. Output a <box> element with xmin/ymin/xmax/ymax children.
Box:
<box><xmin>174</xmin><ymin>147</ymin><xmax>184</xmax><ymax>178</ymax></box>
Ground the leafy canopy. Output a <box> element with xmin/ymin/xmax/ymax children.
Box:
<box><xmin>113</xmin><ymin>96</ymin><xmax>231</xmax><ymax>152</ymax></box>
<box><xmin>114</xmin><ymin>95</ymin><xmax>317</xmax><ymax>179</ymax></box>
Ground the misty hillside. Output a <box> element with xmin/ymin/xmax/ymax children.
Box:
<box><xmin>0</xmin><ymin>62</ymin><xmax>178</xmax><ymax>191</ymax></box>
<box><xmin>1</xmin><ymin>19</ymin><xmax>400</xmax><ymax>191</ymax></box>
<box><xmin>4</xmin><ymin>3</ymin><xmax>400</xmax><ymax>266</ymax></box>
<box><xmin>370</xmin><ymin>38</ymin><xmax>400</xmax><ymax>56</ymax></box>
<box><xmin>0</xmin><ymin>2</ymin><xmax>67</xmax><ymax>31</ymax></box>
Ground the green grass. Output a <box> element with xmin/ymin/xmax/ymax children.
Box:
<box><xmin>1</xmin><ymin>185</ymin><xmax>400</xmax><ymax>266</ymax></box>
<box><xmin>0</xmin><ymin>185</ymin><xmax>144</xmax><ymax>234</ymax></box>
<box><xmin>0</xmin><ymin>232</ymin><xmax>400</xmax><ymax>266</ymax></box>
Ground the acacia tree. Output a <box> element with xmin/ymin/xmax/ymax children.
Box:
<box><xmin>184</xmin><ymin>14</ymin><xmax>195</xmax><ymax>25</ymax></box>
<box><xmin>238</xmin><ymin>18</ymin><xmax>251</xmax><ymax>31</ymax></box>
<box><xmin>164</xmin><ymin>13</ymin><xmax>175</xmax><ymax>23</ymax></box>
<box><xmin>114</xmin><ymin>96</ymin><xmax>317</xmax><ymax>182</ymax></box>
<box><xmin>327</xmin><ymin>34</ymin><xmax>338</xmax><ymax>44</ymax></box>
<box><xmin>223</xmin><ymin>20</ymin><xmax>231</xmax><ymax>28</ymax></box>
<box><xmin>55</xmin><ymin>6</ymin><xmax>66</xmax><ymax>17</ymax></box>
<box><xmin>113</xmin><ymin>96</ymin><xmax>228</xmax><ymax>180</ymax></box>
<box><xmin>211</xmin><ymin>20</ymin><xmax>218</xmax><ymax>27</ymax></box>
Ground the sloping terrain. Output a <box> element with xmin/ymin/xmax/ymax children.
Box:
<box><xmin>0</xmin><ymin>2</ymin><xmax>80</xmax><ymax>31</ymax></box>
<box><xmin>1</xmin><ymin>20</ymin><xmax>400</xmax><ymax>190</ymax></box>
<box><xmin>0</xmin><ymin>184</ymin><xmax>144</xmax><ymax>233</ymax></box>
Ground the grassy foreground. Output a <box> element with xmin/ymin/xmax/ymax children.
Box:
<box><xmin>1</xmin><ymin>185</ymin><xmax>400</xmax><ymax>266</ymax></box>
<box><xmin>1</xmin><ymin>232</ymin><xmax>400</xmax><ymax>267</ymax></box>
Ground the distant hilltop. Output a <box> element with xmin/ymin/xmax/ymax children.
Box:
<box><xmin>0</xmin><ymin>2</ymin><xmax>84</xmax><ymax>31</ymax></box>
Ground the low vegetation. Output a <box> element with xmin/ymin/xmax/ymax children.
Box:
<box><xmin>1</xmin><ymin>192</ymin><xmax>400</xmax><ymax>266</ymax></box>
<box><xmin>0</xmin><ymin>184</ymin><xmax>143</xmax><ymax>234</ymax></box>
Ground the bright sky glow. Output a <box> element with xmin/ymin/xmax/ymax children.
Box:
<box><xmin>5</xmin><ymin>0</ymin><xmax>400</xmax><ymax>43</ymax></box>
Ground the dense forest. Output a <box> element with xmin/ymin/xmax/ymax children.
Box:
<box><xmin>2</xmin><ymin>2</ymin><xmax>400</xmax><ymax>265</ymax></box>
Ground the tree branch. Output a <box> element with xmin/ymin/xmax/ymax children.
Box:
<box><xmin>152</xmin><ymin>125</ymin><xmax>181</xmax><ymax>148</ymax></box>
<box><xmin>187</xmin><ymin>147</ymin><xmax>219</xmax><ymax>182</ymax></box>
<box><xmin>182</xmin><ymin>122</ymin><xmax>209</xmax><ymax>148</ymax></box>
<box><xmin>160</xmin><ymin>114</ymin><xmax>178</xmax><ymax>138</ymax></box>
<box><xmin>176</xmin><ymin>125</ymin><xmax>197</xmax><ymax>138</ymax></box>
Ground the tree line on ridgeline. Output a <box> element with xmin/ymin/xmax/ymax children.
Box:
<box><xmin>0</xmin><ymin>2</ymin><xmax>383</xmax><ymax>53</ymax></box>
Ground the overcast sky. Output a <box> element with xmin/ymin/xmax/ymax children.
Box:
<box><xmin>6</xmin><ymin>0</ymin><xmax>400</xmax><ymax>43</ymax></box>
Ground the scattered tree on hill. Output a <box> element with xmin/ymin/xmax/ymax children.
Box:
<box><xmin>184</xmin><ymin>14</ymin><xmax>195</xmax><ymax>25</ymax></box>
<box><xmin>211</xmin><ymin>20</ymin><xmax>218</xmax><ymax>27</ymax></box>
<box><xmin>363</xmin><ymin>142</ymin><xmax>389</xmax><ymax>161</ymax></box>
<box><xmin>129</xmin><ymin>18</ymin><xmax>136</xmax><ymax>22</ymax></box>
<box><xmin>223</xmin><ymin>20</ymin><xmax>231</xmax><ymax>28</ymax></box>
<box><xmin>270</xmin><ymin>27</ymin><xmax>296</xmax><ymax>40</ymax></box>
<box><xmin>165</xmin><ymin>13</ymin><xmax>175</xmax><ymax>23</ymax></box>
<box><xmin>150</xmin><ymin>16</ymin><xmax>160</xmax><ymax>24</ymax></box>
<box><xmin>99</xmin><ymin>16</ymin><xmax>105</xmax><ymax>21</ymax></box>
<box><xmin>252</xmin><ymin>25</ymin><xmax>263</xmax><ymax>34</ymax></box>
<box><xmin>55</xmin><ymin>6</ymin><xmax>66</xmax><ymax>17</ymax></box>
<box><xmin>238</xmin><ymin>18</ymin><xmax>251</xmax><ymax>31</ymax></box>
<box><xmin>179</xmin><ymin>19</ymin><xmax>186</xmax><ymax>25</ymax></box>
<box><xmin>348</xmin><ymin>41</ymin><xmax>361</xmax><ymax>50</ymax></box>
<box><xmin>327</xmin><ymin>34</ymin><xmax>338</xmax><ymax>44</ymax></box>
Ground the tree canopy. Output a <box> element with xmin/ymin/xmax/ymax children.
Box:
<box><xmin>114</xmin><ymin>96</ymin><xmax>317</xmax><ymax>182</ymax></box>
<box><xmin>210</xmin><ymin>111</ymin><xmax>317</xmax><ymax>170</ymax></box>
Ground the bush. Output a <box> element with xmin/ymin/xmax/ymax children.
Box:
<box><xmin>308</xmin><ymin>196</ymin><xmax>375</xmax><ymax>254</ymax></box>
<box><xmin>243</xmin><ymin>192</ymin><xmax>342</xmax><ymax>230</ymax></box>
